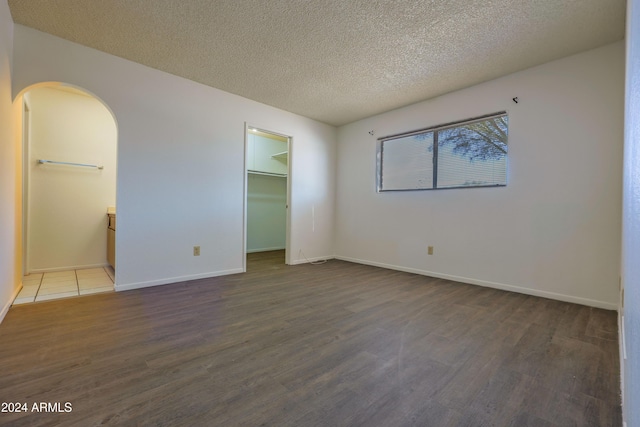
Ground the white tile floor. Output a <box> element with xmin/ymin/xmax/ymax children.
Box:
<box><xmin>13</xmin><ymin>267</ymin><xmax>115</xmax><ymax>304</ymax></box>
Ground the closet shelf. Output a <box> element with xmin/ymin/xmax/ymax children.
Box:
<box><xmin>271</xmin><ymin>151</ymin><xmax>288</xmax><ymax>160</ymax></box>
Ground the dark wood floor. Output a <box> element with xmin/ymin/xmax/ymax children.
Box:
<box><xmin>0</xmin><ymin>251</ymin><xmax>621</xmax><ymax>426</ymax></box>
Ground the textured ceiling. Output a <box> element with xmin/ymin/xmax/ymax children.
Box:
<box><xmin>8</xmin><ymin>0</ymin><xmax>626</xmax><ymax>126</ymax></box>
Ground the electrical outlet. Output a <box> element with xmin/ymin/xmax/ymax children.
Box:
<box><xmin>428</xmin><ymin>246</ymin><xmax>434</xmax><ymax>255</ymax></box>
<box><xmin>193</xmin><ymin>246</ymin><xmax>200</xmax><ymax>256</ymax></box>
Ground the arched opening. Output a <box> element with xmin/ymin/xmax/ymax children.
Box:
<box><xmin>14</xmin><ymin>82</ymin><xmax>118</xmax><ymax>303</ymax></box>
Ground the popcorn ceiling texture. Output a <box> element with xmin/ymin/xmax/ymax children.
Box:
<box><xmin>8</xmin><ymin>0</ymin><xmax>625</xmax><ymax>126</ymax></box>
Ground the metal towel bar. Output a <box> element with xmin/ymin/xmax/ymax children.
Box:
<box><xmin>38</xmin><ymin>159</ymin><xmax>104</xmax><ymax>170</ymax></box>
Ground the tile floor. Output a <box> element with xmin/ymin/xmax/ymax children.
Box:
<box><xmin>13</xmin><ymin>267</ymin><xmax>115</xmax><ymax>304</ymax></box>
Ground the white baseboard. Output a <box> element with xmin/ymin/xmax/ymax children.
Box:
<box><xmin>115</xmin><ymin>268</ymin><xmax>244</xmax><ymax>292</ymax></box>
<box><xmin>289</xmin><ymin>255</ymin><xmax>334</xmax><ymax>265</ymax></box>
<box><xmin>335</xmin><ymin>255</ymin><xmax>618</xmax><ymax>310</ymax></box>
<box><xmin>0</xmin><ymin>283</ymin><xmax>24</xmax><ymax>325</ymax></box>
<box><xmin>247</xmin><ymin>246</ymin><xmax>285</xmax><ymax>254</ymax></box>
<box><xmin>29</xmin><ymin>263</ymin><xmax>109</xmax><ymax>274</ymax></box>
<box><xmin>620</xmin><ymin>312</ymin><xmax>626</xmax><ymax>423</ymax></box>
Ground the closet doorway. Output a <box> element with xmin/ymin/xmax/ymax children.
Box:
<box><xmin>244</xmin><ymin>126</ymin><xmax>291</xmax><ymax>270</ymax></box>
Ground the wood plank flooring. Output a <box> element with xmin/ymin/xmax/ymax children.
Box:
<box><xmin>0</xmin><ymin>251</ymin><xmax>621</xmax><ymax>426</ymax></box>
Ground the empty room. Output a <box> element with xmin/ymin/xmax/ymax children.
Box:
<box><xmin>0</xmin><ymin>0</ymin><xmax>639</xmax><ymax>426</ymax></box>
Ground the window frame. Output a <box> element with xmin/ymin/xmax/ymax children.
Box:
<box><xmin>376</xmin><ymin>111</ymin><xmax>508</xmax><ymax>192</ymax></box>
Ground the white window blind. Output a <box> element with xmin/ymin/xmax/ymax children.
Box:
<box><xmin>377</xmin><ymin>112</ymin><xmax>508</xmax><ymax>192</ymax></box>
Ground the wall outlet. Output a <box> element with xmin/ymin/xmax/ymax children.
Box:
<box><xmin>193</xmin><ymin>246</ymin><xmax>200</xmax><ymax>256</ymax></box>
<box><xmin>428</xmin><ymin>246</ymin><xmax>434</xmax><ymax>255</ymax></box>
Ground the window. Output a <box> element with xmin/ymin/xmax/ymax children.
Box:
<box><xmin>377</xmin><ymin>112</ymin><xmax>508</xmax><ymax>191</ymax></box>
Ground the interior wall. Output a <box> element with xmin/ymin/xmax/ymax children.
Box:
<box><xmin>247</xmin><ymin>174</ymin><xmax>287</xmax><ymax>252</ymax></box>
<box><xmin>623</xmin><ymin>0</ymin><xmax>640</xmax><ymax>424</ymax></box>
<box><xmin>335</xmin><ymin>41</ymin><xmax>624</xmax><ymax>309</ymax></box>
<box><xmin>12</xmin><ymin>25</ymin><xmax>336</xmax><ymax>290</ymax></box>
<box><xmin>0</xmin><ymin>0</ymin><xmax>19</xmax><ymax>322</ymax></box>
<box><xmin>26</xmin><ymin>86</ymin><xmax>117</xmax><ymax>272</ymax></box>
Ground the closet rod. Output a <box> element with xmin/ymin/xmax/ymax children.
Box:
<box><xmin>38</xmin><ymin>159</ymin><xmax>104</xmax><ymax>170</ymax></box>
<box><xmin>248</xmin><ymin>170</ymin><xmax>286</xmax><ymax>177</ymax></box>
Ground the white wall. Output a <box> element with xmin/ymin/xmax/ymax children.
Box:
<box><xmin>336</xmin><ymin>41</ymin><xmax>624</xmax><ymax>309</ymax></box>
<box><xmin>247</xmin><ymin>174</ymin><xmax>287</xmax><ymax>252</ymax></box>
<box><xmin>623</xmin><ymin>0</ymin><xmax>640</xmax><ymax>424</ymax></box>
<box><xmin>12</xmin><ymin>25</ymin><xmax>336</xmax><ymax>290</ymax></box>
<box><xmin>0</xmin><ymin>0</ymin><xmax>19</xmax><ymax>323</ymax></box>
<box><xmin>26</xmin><ymin>86</ymin><xmax>117</xmax><ymax>272</ymax></box>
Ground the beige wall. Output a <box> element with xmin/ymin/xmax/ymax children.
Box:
<box><xmin>0</xmin><ymin>0</ymin><xmax>19</xmax><ymax>322</ymax></box>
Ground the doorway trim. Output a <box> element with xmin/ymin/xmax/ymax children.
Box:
<box><xmin>243</xmin><ymin>123</ymin><xmax>292</xmax><ymax>271</ymax></box>
<box><xmin>21</xmin><ymin>98</ymin><xmax>30</xmax><ymax>276</ymax></box>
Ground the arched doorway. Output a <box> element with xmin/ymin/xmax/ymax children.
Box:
<box><xmin>15</xmin><ymin>82</ymin><xmax>118</xmax><ymax>304</ymax></box>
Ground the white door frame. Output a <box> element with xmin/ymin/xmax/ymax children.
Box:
<box><xmin>21</xmin><ymin>98</ymin><xmax>31</xmax><ymax>276</ymax></box>
<box><xmin>243</xmin><ymin>123</ymin><xmax>292</xmax><ymax>271</ymax></box>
